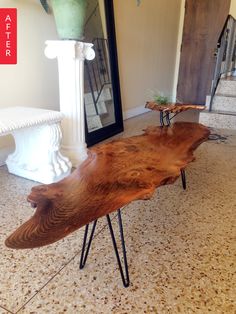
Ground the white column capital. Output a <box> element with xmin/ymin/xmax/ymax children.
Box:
<box><xmin>44</xmin><ymin>40</ymin><xmax>95</xmax><ymax>61</ymax></box>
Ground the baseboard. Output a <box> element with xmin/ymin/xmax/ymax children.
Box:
<box><xmin>0</xmin><ymin>146</ymin><xmax>13</xmax><ymax>166</ymax></box>
<box><xmin>123</xmin><ymin>105</ymin><xmax>150</xmax><ymax>120</ymax></box>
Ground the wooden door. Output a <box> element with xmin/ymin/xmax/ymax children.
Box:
<box><xmin>177</xmin><ymin>0</ymin><xmax>230</xmax><ymax>104</ymax></box>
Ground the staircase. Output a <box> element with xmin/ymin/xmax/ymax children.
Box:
<box><xmin>84</xmin><ymin>38</ymin><xmax>115</xmax><ymax>133</ymax></box>
<box><xmin>199</xmin><ymin>14</ymin><xmax>236</xmax><ymax>130</ymax></box>
<box><xmin>84</xmin><ymin>85</ymin><xmax>114</xmax><ymax>132</ymax></box>
<box><xmin>200</xmin><ymin>76</ymin><xmax>236</xmax><ymax>129</ymax></box>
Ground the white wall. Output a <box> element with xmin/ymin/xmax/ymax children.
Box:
<box><xmin>113</xmin><ymin>0</ymin><xmax>181</xmax><ymax>118</ymax></box>
<box><xmin>0</xmin><ymin>0</ymin><xmax>59</xmax><ymax>160</ymax></box>
<box><xmin>0</xmin><ymin>0</ymin><xmax>59</xmax><ymax>109</ymax></box>
<box><xmin>230</xmin><ymin>0</ymin><xmax>236</xmax><ymax>17</ymax></box>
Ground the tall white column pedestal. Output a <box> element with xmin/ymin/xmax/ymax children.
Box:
<box><xmin>45</xmin><ymin>40</ymin><xmax>95</xmax><ymax>167</ymax></box>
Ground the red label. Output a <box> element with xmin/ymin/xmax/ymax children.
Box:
<box><xmin>0</xmin><ymin>8</ymin><xmax>17</xmax><ymax>64</ymax></box>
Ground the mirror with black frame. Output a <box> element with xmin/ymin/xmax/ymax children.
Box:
<box><xmin>84</xmin><ymin>0</ymin><xmax>123</xmax><ymax>147</ymax></box>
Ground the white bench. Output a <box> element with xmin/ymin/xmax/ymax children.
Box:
<box><xmin>0</xmin><ymin>107</ymin><xmax>72</xmax><ymax>184</ymax></box>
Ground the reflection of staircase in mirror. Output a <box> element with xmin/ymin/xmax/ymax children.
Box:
<box><xmin>84</xmin><ymin>38</ymin><xmax>115</xmax><ymax>133</ymax></box>
<box><xmin>85</xmin><ymin>84</ymin><xmax>115</xmax><ymax>132</ymax></box>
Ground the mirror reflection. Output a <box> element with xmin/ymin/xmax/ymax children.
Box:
<box><xmin>84</xmin><ymin>0</ymin><xmax>116</xmax><ymax>133</ymax></box>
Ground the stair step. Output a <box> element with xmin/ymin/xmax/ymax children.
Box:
<box><xmin>86</xmin><ymin>115</ymin><xmax>103</xmax><ymax>132</ymax></box>
<box><xmin>211</xmin><ymin>95</ymin><xmax>236</xmax><ymax>112</ymax></box>
<box><xmin>199</xmin><ymin>110</ymin><xmax>236</xmax><ymax>129</ymax></box>
<box><xmin>216</xmin><ymin>77</ymin><xmax>236</xmax><ymax>96</ymax></box>
<box><xmin>84</xmin><ymin>86</ymin><xmax>113</xmax><ymax>117</ymax></box>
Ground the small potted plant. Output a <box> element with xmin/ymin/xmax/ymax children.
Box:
<box><xmin>153</xmin><ymin>93</ymin><xmax>169</xmax><ymax>105</ymax></box>
<box><xmin>153</xmin><ymin>92</ymin><xmax>170</xmax><ymax>106</ymax></box>
<box><xmin>145</xmin><ymin>91</ymin><xmax>172</xmax><ymax>111</ymax></box>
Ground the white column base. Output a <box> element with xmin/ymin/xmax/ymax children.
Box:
<box><xmin>61</xmin><ymin>143</ymin><xmax>88</xmax><ymax>166</ymax></box>
<box><xmin>6</xmin><ymin>123</ymin><xmax>72</xmax><ymax>184</ymax></box>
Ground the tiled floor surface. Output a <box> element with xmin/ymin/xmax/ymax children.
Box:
<box><xmin>0</xmin><ymin>112</ymin><xmax>235</xmax><ymax>313</ymax></box>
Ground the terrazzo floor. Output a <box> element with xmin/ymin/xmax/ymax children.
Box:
<box><xmin>0</xmin><ymin>112</ymin><xmax>235</xmax><ymax>313</ymax></box>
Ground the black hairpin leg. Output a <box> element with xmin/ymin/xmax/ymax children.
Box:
<box><xmin>166</xmin><ymin>112</ymin><xmax>171</xmax><ymax>126</ymax></box>
<box><xmin>79</xmin><ymin>209</ymin><xmax>130</xmax><ymax>288</ymax></box>
<box><xmin>80</xmin><ymin>220</ymin><xmax>98</xmax><ymax>269</ymax></box>
<box><xmin>181</xmin><ymin>169</ymin><xmax>187</xmax><ymax>190</ymax></box>
<box><xmin>160</xmin><ymin>112</ymin><xmax>171</xmax><ymax>127</ymax></box>
<box><xmin>160</xmin><ymin>112</ymin><xmax>164</xmax><ymax>127</ymax></box>
<box><xmin>106</xmin><ymin>209</ymin><xmax>130</xmax><ymax>287</ymax></box>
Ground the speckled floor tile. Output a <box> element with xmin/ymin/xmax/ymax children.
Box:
<box><xmin>18</xmin><ymin>126</ymin><xmax>236</xmax><ymax>312</ymax></box>
<box><xmin>0</xmin><ymin>306</ymin><xmax>11</xmax><ymax>314</ymax></box>
<box><xmin>0</xmin><ymin>112</ymin><xmax>236</xmax><ymax>313</ymax></box>
<box><xmin>0</xmin><ymin>168</ymin><xmax>106</xmax><ymax>313</ymax></box>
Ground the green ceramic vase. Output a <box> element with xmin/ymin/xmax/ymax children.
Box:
<box><xmin>51</xmin><ymin>0</ymin><xmax>87</xmax><ymax>40</ymax></box>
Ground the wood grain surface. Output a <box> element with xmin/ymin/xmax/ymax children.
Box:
<box><xmin>145</xmin><ymin>102</ymin><xmax>205</xmax><ymax>113</ymax></box>
<box><xmin>5</xmin><ymin>122</ymin><xmax>210</xmax><ymax>249</ymax></box>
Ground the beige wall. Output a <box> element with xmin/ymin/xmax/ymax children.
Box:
<box><xmin>230</xmin><ymin>0</ymin><xmax>236</xmax><ymax>17</ymax></box>
<box><xmin>0</xmin><ymin>0</ymin><xmax>59</xmax><ymax>152</ymax></box>
<box><xmin>113</xmin><ymin>0</ymin><xmax>181</xmax><ymax>113</ymax></box>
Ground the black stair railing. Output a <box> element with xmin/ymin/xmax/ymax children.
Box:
<box><xmin>84</xmin><ymin>38</ymin><xmax>111</xmax><ymax>115</ymax></box>
<box><xmin>209</xmin><ymin>15</ymin><xmax>236</xmax><ymax>111</ymax></box>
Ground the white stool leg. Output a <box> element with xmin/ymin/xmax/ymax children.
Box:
<box><xmin>6</xmin><ymin>122</ymin><xmax>72</xmax><ymax>184</ymax></box>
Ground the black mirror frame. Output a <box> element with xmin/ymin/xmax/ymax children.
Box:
<box><xmin>85</xmin><ymin>0</ymin><xmax>124</xmax><ymax>147</ymax></box>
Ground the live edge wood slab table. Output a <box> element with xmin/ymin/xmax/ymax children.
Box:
<box><xmin>5</xmin><ymin>122</ymin><xmax>210</xmax><ymax>287</ymax></box>
<box><xmin>145</xmin><ymin>102</ymin><xmax>205</xmax><ymax>126</ymax></box>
